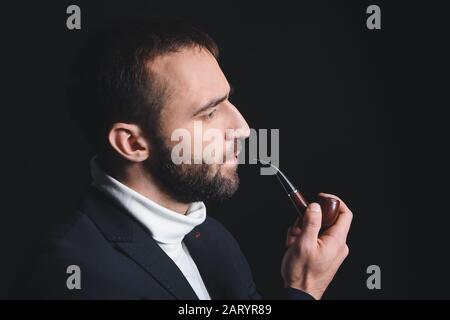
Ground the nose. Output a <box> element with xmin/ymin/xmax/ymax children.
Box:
<box><xmin>226</xmin><ymin>102</ymin><xmax>251</xmax><ymax>140</ymax></box>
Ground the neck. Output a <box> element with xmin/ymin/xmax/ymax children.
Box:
<box><xmin>112</xmin><ymin>163</ymin><xmax>190</xmax><ymax>215</ymax></box>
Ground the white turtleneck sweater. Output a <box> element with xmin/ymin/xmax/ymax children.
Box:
<box><xmin>90</xmin><ymin>158</ymin><xmax>211</xmax><ymax>300</ymax></box>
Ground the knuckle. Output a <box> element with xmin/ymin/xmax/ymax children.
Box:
<box><xmin>332</xmin><ymin>238</ymin><xmax>347</xmax><ymax>254</ymax></box>
<box><xmin>347</xmin><ymin>210</ymin><xmax>353</xmax><ymax>219</ymax></box>
<box><xmin>342</xmin><ymin>244</ymin><xmax>350</xmax><ymax>257</ymax></box>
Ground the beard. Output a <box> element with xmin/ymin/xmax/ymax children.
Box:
<box><xmin>142</xmin><ymin>129</ymin><xmax>240</xmax><ymax>204</ymax></box>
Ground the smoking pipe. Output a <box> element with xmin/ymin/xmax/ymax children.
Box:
<box><xmin>256</xmin><ymin>159</ymin><xmax>340</xmax><ymax>231</ymax></box>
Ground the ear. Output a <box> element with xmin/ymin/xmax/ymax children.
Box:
<box><xmin>108</xmin><ymin>123</ymin><xmax>150</xmax><ymax>162</ymax></box>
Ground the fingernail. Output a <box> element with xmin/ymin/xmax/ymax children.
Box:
<box><xmin>309</xmin><ymin>202</ymin><xmax>321</xmax><ymax>212</ymax></box>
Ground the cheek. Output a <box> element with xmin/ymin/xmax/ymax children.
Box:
<box><xmin>201</xmin><ymin>127</ymin><xmax>228</xmax><ymax>164</ymax></box>
<box><xmin>166</xmin><ymin>119</ymin><xmax>231</xmax><ymax>164</ymax></box>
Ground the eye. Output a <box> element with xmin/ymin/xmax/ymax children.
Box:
<box><xmin>205</xmin><ymin>109</ymin><xmax>217</xmax><ymax>120</ymax></box>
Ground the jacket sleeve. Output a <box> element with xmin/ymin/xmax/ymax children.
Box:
<box><xmin>284</xmin><ymin>287</ymin><xmax>316</xmax><ymax>300</ymax></box>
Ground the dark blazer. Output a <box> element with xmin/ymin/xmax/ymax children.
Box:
<box><xmin>13</xmin><ymin>186</ymin><xmax>313</xmax><ymax>300</ymax></box>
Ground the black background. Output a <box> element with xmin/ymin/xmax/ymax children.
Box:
<box><xmin>2</xmin><ymin>0</ymin><xmax>449</xmax><ymax>299</ymax></box>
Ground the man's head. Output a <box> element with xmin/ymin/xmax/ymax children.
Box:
<box><xmin>68</xmin><ymin>18</ymin><xmax>250</xmax><ymax>203</ymax></box>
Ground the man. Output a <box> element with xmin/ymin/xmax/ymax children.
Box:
<box><xmin>17</xmin><ymin>18</ymin><xmax>352</xmax><ymax>299</ymax></box>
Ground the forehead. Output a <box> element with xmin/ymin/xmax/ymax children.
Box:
<box><xmin>147</xmin><ymin>46</ymin><xmax>229</xmax><ymax>108</ymax></box>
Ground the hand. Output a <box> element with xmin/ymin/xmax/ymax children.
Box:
<box><xmin>281</xmin><ymin>193</ymin><xmax>353</xmax><ymax>299</ymax></box>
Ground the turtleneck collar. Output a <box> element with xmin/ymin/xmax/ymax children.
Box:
<box><xmin>89</xmin><ymin>157</ymin><xmax>207</xmax><ymax>246</ymax></box>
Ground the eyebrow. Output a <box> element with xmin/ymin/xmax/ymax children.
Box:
<box><xmin>192</xmin><ymin>85</ymin><xmax>234</xmax><ymax>117</ymax></box>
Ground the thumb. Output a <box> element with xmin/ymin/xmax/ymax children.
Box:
<box><xmin>298</xmin><ymin>202</ymin><xmax>322</xmax><ymax>245</ymax></box>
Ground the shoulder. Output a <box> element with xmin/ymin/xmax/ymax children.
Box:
<box><xmin>13</xmin><ymin>210</ymin><xmax>124</xmax><ymax>299</ymax></box>
<box><xmin>42</xmin><ymin>209</ymin><xmax>111</xmax><ymax>262</ymax></box>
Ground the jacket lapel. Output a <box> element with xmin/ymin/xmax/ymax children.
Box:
<box><xmin>81</xmin><ymin>186</ymin><xmax>199</xmax><ymax>300</ymax></box>
<box><xmin>184</xmin><ymin>222</ymin><xmax>245</xmax><ymax>300</ymax></box>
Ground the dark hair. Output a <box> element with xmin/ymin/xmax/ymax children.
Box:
<box><xmin>66</xmin><ymin>17</ymin><xmax>219</xmax><ymax>163</ymax></box>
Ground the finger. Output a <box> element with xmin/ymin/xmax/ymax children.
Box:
<box><xmin>298</xmin><ymin>202</ymin><xmax>322</xmax><ymax>246</ymax></box>
<box><xmin>293</xmin><ymin>216</ymin><xmax>302</xmax><ymax>228</ymax></box>
<box><xmin>290</xmin><ymin>225</ymin><xmax>302</xmax><ymax>236</ymax></box>
<box><xmin>323</xmin><ymin>211</ymin><xmax>352</xmax><ymax>242</ymax></box>
<box><xmin>319</xmin><ymin>193</ymin><xmax>353</xmax><ymax>241</ymax></box>
<box><xmin>319</xmin><ymin>193</ymin><xmax>351</xmax><ymax>214</ymax></box>
<box><xmin>286</xmin><ymin>225</ymin><xmax>302</xmax><ymax>247</ymax></box>
<box><xmin>286</xmin><ymin>233</ymin><xmax>296</xmax><ymax>247</ymax></box>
